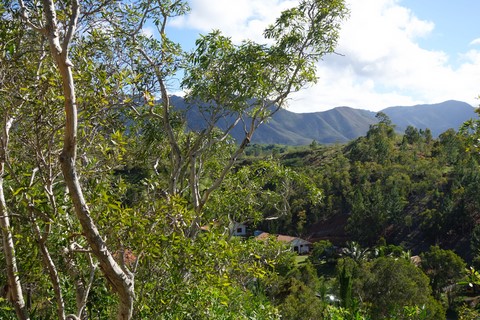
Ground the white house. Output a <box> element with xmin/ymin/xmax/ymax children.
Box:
<box><xmin>231</xmin><ymin>222</ymin><xmax>248</xmax><ymax>237</ymax></box>
<box><xmin>201</xmin><ymin>221</ymin><xmax>248</xmax><ymax>237</ymax></box>
<box><xmin>255</xmin><ymin>232</ymin><xmax>312</xmax><ymax>254</ymax></box>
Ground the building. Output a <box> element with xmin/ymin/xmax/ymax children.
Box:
<box><xmin>200</xmin><ymin>221</ymin><xmax>249</xmax><ymax>237</ymax></box>
<box><xmin>231</xmin><ymin>222</ymin><xmax>248</xmax><ymax>237</ymax></box>
<box><xmin>255</xmin><ymin>231</ymin><xmax>312</xmax><ymax>254</ymax></box>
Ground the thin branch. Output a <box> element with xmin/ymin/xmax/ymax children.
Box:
<box><xmin>31</xmin><ymin>210</ymin><xmax>66</xmax><ymax>320</ymax></box>
<box><xmin>17</xmin><ymin>0</ymin><xmax>46</xmax><ymax>35</ymax></box>
<box><xmin>76</xmin><ymin>253</ymin><xmax>97</xmax><ymax>318</ymax></box>
<box><xmin>0</xmin><ymin>214</ymin><xmax>21</xmax><ymax>218</ymax></box>
<box><xmin>62</xmin><ymin>0</ymin><xmax>80</xmax><ymax>54</ymax></box>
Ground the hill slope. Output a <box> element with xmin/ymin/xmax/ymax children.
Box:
<box><xmin>171</xmin><ymin>97</ymin><xmax>478</xmax><ymax>145</ymax></box>
<box><xmin>247</xmin><ymin>100</ymin><xmax>477</xmax><ymax>145</ymax></box>
<box><xmin>382</xmin><ymin>100</ymin><xmax>476</xmax><ymax>137</ymax></box>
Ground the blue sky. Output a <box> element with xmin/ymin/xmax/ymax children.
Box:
<box><xmin>162</xmin><ymin>0</ymin><xmax>480</xmax><ymax>113</ymax></box>
<box><xmin>402</xmin><ymin>0</ymin><xmax>479</xmax><ymax>67</ymax></box>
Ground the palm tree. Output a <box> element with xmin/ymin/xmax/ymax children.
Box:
<box><xmin>341</xmin><ymin>241</ymin><xmax>371</xmax><ymax>264</ymax></box>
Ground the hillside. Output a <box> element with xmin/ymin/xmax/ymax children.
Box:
<box><xmin>248</xmin><ymin>107</ymin><xmax>378</xmax><ymax>145</ymax></box>
<box><xmin>171</xmin><ymin>97</ymin><xmax>478</xmax><ymax>145</ymax></box>
<box><xmin>261</xmin><ymin>121</ymin><xmax>480</xmax><ymax>260</ymax></box>
<box><xmin>382</xmin><ymin>100</ymin><xmax>477</xmax><ymax>137</ymax></box>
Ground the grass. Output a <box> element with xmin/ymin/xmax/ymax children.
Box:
<box><xmin>295</xmin><ymin>255</ymin><xmax>309</xmax><ymax>265</ymax></box>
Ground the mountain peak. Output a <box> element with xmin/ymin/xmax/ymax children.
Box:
<box><xmin>177</xmin><ymin>98</ymin><xmax>478</xmax><ymax>145</ymax></box>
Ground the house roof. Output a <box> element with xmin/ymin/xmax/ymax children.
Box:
<box><xmin>255</xmin><ymin>232</ymin><xmax>271</xmax><ymax>240</ymax></box>
<box><xmin>277</xmin><ymin>234</ymin><xmax>298</xmax><ymax>243</ymax></box>
<box><xmin>255</xmin><ymin>232</ymin><xmax>311</xmax><ymax>244</ymax></box>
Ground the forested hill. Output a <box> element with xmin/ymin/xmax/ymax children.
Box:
<box><xmin>382</xmin><ymin>100</ymin><xmax>477</xmax><ymax>137</ymax></box>
<box><xmin>171</xmin><ymin>96</ymin><xmax>477</xmax><ymax>145</ymax></box>
<box><xmin>247</xmin><ymin>117</ymin><xmax>480</xmax><ymax>260</ymax></box>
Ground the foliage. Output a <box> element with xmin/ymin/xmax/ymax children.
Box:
<box><xmin>309</xmin><ymin>240</ymin><xmax>337</xmax><ymax>275</ymax></box>
<box><xmin>0</xmin><ymin>0</ymin><xmax>351</xmax><ymax>318</ymax></box>
<box><xmin>3</xmin><ymin>0</ymin><xmax>480</xmax><ymax>317</ymax></box>
<box><xmin>205</xmin><ymin>159</ymin><xmax>321</xmax><ymax>236</ymax></box>
<box><xmin>321</xmin><ymin>305</ymin><xmax>368</xmax><ymax>320</ymax></box>
<box><xmin>131</xmin><ymin>209</ymin><xmax>287</xmax><ymax>319</ymax></box>
<box><xmin>420</xmin><ymin>246</ymin><xmax>466</xmax><ymax>299</ymax></box>
<box><xmin>360</xmin><ymin>257</ymin><xmax>444</xmax><ymax>319</ymax></box>
<box><xmin>457</xmin><ymin>305</ymin><xmax>480</xmax><ymax>320</ymax></box>
<box><xmin>338</xmin><ymin>259</ymin><xmax>353</xmax><ymax>309</ymax></box>
<box><xmin>273</xmin><ymin>261</ymin><xmax>327</xmax><ymax>319</ymax></box>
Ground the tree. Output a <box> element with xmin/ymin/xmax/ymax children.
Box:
<box><xmin>276</xmin><ymin>262</ymin><xmax>325</xmax><ymax>319</ymax></box>
<box><xmin>403</xmin><ymin>125</ymin><xmax>421</xmax><ymax>144</ymax></box>
<box><xmin>434</xmin><ymin>128</ymin><xmax>465</xmax><ymax>165</ymax></box>
<box><xmin>309</xmin><ymin>240</ymin><xmax>336</xmax><ymax>267</ymax></box>
<box><xmin>6</xmin><ymin>0</ymin><xmax>348</xmax><ymax>318</ymax></box>
<box><xmin>337</xmin><ymin>259</ymin><xmax>353</xmax><ymax>309</ymax></box>
<box><xmin>0</xmin><ymin>6</ymin><xmax>29</xmax><ymax>318</ymax></box>
<box><xmin>278</xmin><ymin>278</ymin><xmax>324</xmax><ymax>319</ymax></box>
<box><xmin>341</xmin><ymin>241</ymin><xmax>372</xmax><ymax>264</ymax></box>
<box><xmin>471</xmin><ymin>224</ymin><xmax>480</xmax><ymax>256</ymax></box>
<box><xmin>367</xmin><ymin>112</ymin><xmax>396</xmax><ymax>164</ymax></box>
<box><xmin>361</xmin><ymin>257</ymin><xmax>444</xmax><ymax>319</ymax></box>
<box><xmin>346</xmin><ymin>179</ymin><xmax>391</xmax><ymax>245</ymax></box>
<box><xmin>205</xmin><ymin>159</ymin><xmax>322</xmax><ymax>235</ymax></box>
<box><xmin>106</xmin><ymin>0</ymin><xmax>348</xmax><ymax>221</ymax></box>
<box><xmin>420</xmin><ymin>246</ymin><xmax>466</xmax><ymax>299</ymax></box>
<box><xmin>16</xmin><ymin>1</ymin><xmax>137</xmax><ymax>318</ymax></box>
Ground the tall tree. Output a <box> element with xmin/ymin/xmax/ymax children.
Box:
<box><xmin>105</xmin><ymin>0</ymin><xmax>348</xmax><ymax>228</ymax></box>
<box><xmin>361</xmin><ymin>257</ymin><xmax>443</xmax><ymax>319</ymax></box>
<box><xmin>10</xmin><ymin>0</ymin><xmax>348</xmax><ymax>318</ymax></box>
<box><xmin>420</xmin><ymin>246</ymin><xmax>466</xmax><ymax>299</ymax></box>
<box><xmin>17</xmin><ymin>1</ymin><xmax>135</xmax><ymax>318</ymax></box>
<box><xmin>0</xmin><ymin>6</ymin><xmax>32</xmax><ymax>318</ymax></box>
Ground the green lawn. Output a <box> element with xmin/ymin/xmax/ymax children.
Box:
<box><xmin>295</xmin><ymin>255</ymin><xmax>309</xmax><ymax>265</ymax></box>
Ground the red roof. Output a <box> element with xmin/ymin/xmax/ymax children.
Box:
<box><xmin>255</xmin><ymin>232</ymin><xmax>310</xmax><ymax>244</ymax></box>
<box><xmin>255</xmin><ymin>232</ymin><xmax>271</xmax><ymax>240</ymax></box>
<box><xmin>276</xmin><ymin>234</ymin><xmax>298</xmax><ymax>243</ymax></box>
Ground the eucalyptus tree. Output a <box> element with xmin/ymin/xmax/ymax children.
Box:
<box><xmin>0</xmin><ymin>3</ymin><xmax>118</xmax><ymax>319</ymax></box>
<box><xmin>7</xmin><ymin>0</ymin><xmax>348</xmax><ymax>318</ymax></box>
<box><xmin>182</xmin><ymin>0</ymin><xmax>347</xmax><ymax>217</ymax></box>
<box><xmin>0</xmin><ymin>7</ymin><xmax>29</xmax><ymax>318</ymax></box>
<box><xmin>14</xmin><ymin>1</ymin><xmax>138</xmax><ymax>319</ymax></box>
<box><xmin>0</xmin><ymin>6</ymin><xmax>74</xmax><ymax>318</ymax></box>
<box><xmin>106</xmin><ymin>0</ymin><xmax>348</xmax><ymax>224</ymax></box>
<box><xmin>204</xmin><ymin>159</ymin><xmax>322</xmax><ymax>236</ymax></box>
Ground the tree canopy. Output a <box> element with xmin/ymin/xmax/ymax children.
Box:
<box><xmin>0</xmin><ymin>0</ymin><xmax>348</xmax><ymax>319</ymax></box>
<box><xmin>3</xmin><ymin>0</ymin><xmax>480</xmax><ymax>319</ymax></box>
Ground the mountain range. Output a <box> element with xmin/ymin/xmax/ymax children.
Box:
<box><xmin>170</xmin><ymin>97</ymin><xmax>478</xmax><ymax>145</ymax></box>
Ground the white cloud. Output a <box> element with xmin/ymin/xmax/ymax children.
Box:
<box><xmin>291</xmin><ymin>0</ymin><xmax>480</xmax><ymax>112</ymax></box>
<box><xmin>470</xmin><ymin>38</ymin><xmax>480</xmax><ymax>46</ymax></box>
<box><xmin>141</xmin><ymin>27</ymin><xmax>155</xmax><ymax>38</ymax></box>
<box><xmin>171</xmin><ymin>0</ymin><xmax>297</xmax><ymax>43</ymax></box>
<box><xmin>171</xmin><ymin>0</ymin><xmax>480</xmax><ymax>112</ymax></box>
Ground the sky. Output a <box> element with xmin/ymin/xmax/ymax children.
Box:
<box><xmin>164</xmin><ymin>0</ymin><xmax>480</xmax><ymax>113</ymax></box>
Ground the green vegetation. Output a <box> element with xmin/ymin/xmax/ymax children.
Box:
<box><xmin>1</xmin><ymin>0</ymin><xmax>480</xmax><ymax>319</ymax></box>
<box><xmin>237</xmin><ymin>110</ymin><xmax>480</xmax><ymax>318</ymax></box>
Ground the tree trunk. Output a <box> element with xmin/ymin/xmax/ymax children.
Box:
<box><xmin>0</xmin><ymin>116</ymin><xmax>29</xmax><ymax>319</ymax></box>
<box><xmin>0</xmin><ymin>180</ymin><xmax>29</xmax><ymax>320</ymax></box>
<box><xmin>38</xmin><ymin>0</ymin><xmax>135</xmax><ymax>318</ymax></box>
<box><xmin>31</xmin><ymin>217</ymin><xmax>65</xmax><ymax>320</ymax></box>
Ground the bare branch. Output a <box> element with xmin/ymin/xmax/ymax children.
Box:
<box><xmin>62</xmin><ymin>0</ymin><xmax>80</xmax><ymax>54</ymax></box>
<box><xmin>76</xmin><ymin>253</ymin><xmax>97</xmax><ymax>318</ymax></box>
<box><xmin>31</xmin><ymin>210</ymin><xmax>66</xmax><ymax>320</ymax></box>
<box><xmin>17</xmin><ymin>0</ymin><xmax>46</xmax><ymax>34</ymax></box>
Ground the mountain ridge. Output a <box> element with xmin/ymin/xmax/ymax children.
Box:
<box><xmin>170</xmin><ymin>96</ymin><xmax>478</xmax><ymax>145</ymax></box>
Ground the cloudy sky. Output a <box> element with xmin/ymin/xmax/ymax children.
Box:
<box><xmin>167</xmin><ymin>0</ymin><xmax>480</xmax><ymax>113</ymax></box>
